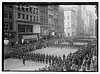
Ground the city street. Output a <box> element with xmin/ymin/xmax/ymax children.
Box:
<box><xmin>4</xmin><ymin>47</ymin><xmax>78</xmax><ymax>70</ymax></box>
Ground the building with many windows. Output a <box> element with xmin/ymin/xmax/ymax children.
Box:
<box><xmin>4</xmin><ymin>4</ymin><xmax>60</xmax><ymax>44</ymax></box>
<box><xmin>59</xmin><ymin>6</ymin><xmax>64</xmax><ymax>37</ymax></box>
<box><xmin>39</xmin><ymin>5</ymin><xmax>49</xmax><ymax>38</ymax></box>
<box><xmin>64</xmin><ymin>8</ymin><xmax>77</xmax><ymax>37</ymax></box>
<box><xmin>4</xmin><ymin>4</ymin><xmax>16</xmax><ymax>45</ymax></box>
<box><xmin>14</xmin><ymin>5</ymin><xmax>40</xmax><ymax>43</ymax></box>
<box><xmin>48</xmin><ymin>5</ymin><xmax>59</xmax><ymax>37</ymax></box>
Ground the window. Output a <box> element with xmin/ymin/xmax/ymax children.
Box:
<box><xmin>17</xmin><ymin>13</ymin><xmax>21</xmax><ymax>19</ymax></box>
<box><xmin>68</xmin><ymin>16</ymin><xmax>70</xmax><ymax>19</ymax></box>
<box><xmin>68</xmin><ymin>21</ymin><xmax>70</xmax><ymax>24</ymax></box>
<box><xmin>10</xmin><ymin>34</ymin><xmax>15</xmax><ymax>39</ymax></box>
<box><xmin>4</xmin><ymin>22</ymin><xmax>8</xmax><ymax>30</ymax></box>
<box><xmin>30</xmin><ymin>7</ymin><xmax>32</xmax><ymax>13</ymax></box>
<box><xmin>4</xmin><ymin>12</ymin><xmax>8</xmax><ymax>18</ymax></box>
<box><xmin>30</xmin><ymin>26</ymin><xmax>33</xmax><ymax>32</ymax></box>
<box><xmin>22</xmin><ymin>14</ymin><xmax>25</xmax><ymax>20</ymax></box>
<box><xmin>35</xmin><ymin>8</ymin><xmax>38</xmax><ymax>14</ymax></box>
<box><xmin>18</xmin><ymin>25</ymin><xmax>25</xmax><ymax>32</ymax></box>
<box><xmin>26</xmin><ymin>6</ymin><xmax>29</xmax><ymax>12</ymax></box>
<box><xmin>22</xmin><ymin>6</ymin><xmax>25</xmax><ymax>12</ymax></box>
<box><xmin>26</xmin><ymin>25</ymin><xmax>33</xmax><ymax>32</ymax></box>
<box><xmin>36</xmin><ymin>17</ymin><xmax>38</xmax><ymax>21</ymax></box>
<box><xmin>4</xmin><ymin>33</ymin><xmax>8</xmax><ymax>39</ymax></box>
<box><xmin>30</xmin><ymin>15</ymin><xmax>32</xmax><ymax>21</ymax></box>
<box><xmin>18</xmin><ymin>5</ymin><xmax>21</xmax><ymax>11</ymax></box>
<box><xmin>9</xmin><ymin>22</ymin><xmax>13</xmax><ymax>30</ymax></box>
<box><xmin>33</xmin><ymin>16</ymin><xmax>35</xmax><ymax>21</ymax></box>
<box><xmin>33</xmin><ymin>8</ymin><xmax>35</xmax><ymax>14</ymax></box>
<box><xmin>68</xmin><ymin>27</ymin><xmax>70</xmax><ymax>29</ymax></box>
<box><xmin>26</xmin><ymin>14</ymin><xmax>29</xmax><ymax>20</ymax></box>
<box><xmin>9</xmin><ymin>13</ymin><xmax>13</xmax><ymax>19</ymax></box>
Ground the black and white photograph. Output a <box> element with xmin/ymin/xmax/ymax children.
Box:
<box><xmin>2</xmin><ymin>2</ymin><xmax>98</xmax><ymax>72</ymax></box>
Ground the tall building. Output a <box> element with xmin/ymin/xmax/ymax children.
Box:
<box><xmin>4</xmin><ymin>4</ymin><xmax>60</xmax><ymax>44</ymax></box>
<box><xmin>39</xmin><ymin>5</ymin><xmax>49</xmax><ymax>38</ymax></box>
<box><xmin>59</xmin><ymin>6</ymin><xmax>64</xmax><ymax>37</ymax></box>
<box><xmin>4</xmin><ymin>4</ymin><xmax>16</xmax><ymax>45</ymax></box>
<box><xmin>54</xmin><ymin>5</ymin><xmax>60</xmax><ymax>37</ymax></box>
<box><xmin>86</xmin><ymin>11</ymin><xmax>96</xmax><ymax>37</ymax></box>
<box><xmin>81</xmin><ymin>5</ymin><xmax>88</xmax><ymax>35</ymax></box>
<box><xmin>64</xmin><ymin>8</ymin><xmax>77</xmax><ymax>37</ymax></box>
<box><xmin>81</xmin><ymin>5</ymin><xmax>96</xmax><ymax>38</ymax></box>
<box><xmin>76</xmin><ymin>5</ymin><xmax>84</xmax><ymax>37</ymax></box>
<box><xmin>95</xmin><ymin>5</ymin><xmax>97</xmax><ymax>38</ymax></box>
<box><xmin>14</xmin><ymin>4</ymin><xmax>40</xmax><ymax>43</ymax></box>
<box><xmin>48</xmin><ymin>5</ymin><xmax>59</xmax><ymax>37</ymax></box>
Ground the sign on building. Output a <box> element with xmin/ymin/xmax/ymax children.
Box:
<box><xmin>33</xmin><ymin>25</ymin><xmax>40</xmax><ymax>33</ymax></box>
<box><xmin>23</xmin><ymin>35</ymin><xmax>37</xmax><ymax>39</ymax></box>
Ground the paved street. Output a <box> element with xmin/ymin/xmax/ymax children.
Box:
<box><xmin>4</xmin><ymin>47</ymin><xmax>78</xmax><ymax>70</ymax></box>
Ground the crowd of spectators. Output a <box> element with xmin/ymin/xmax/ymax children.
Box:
<box><xmin>34</xmin><ymin>41</ymin><xmax>97</xmax><ymax>72</ymax></box>
<box><xmin>4</xmin><ymin>38</ymin><xmax>97</xmax><ymax>72</ymax></box>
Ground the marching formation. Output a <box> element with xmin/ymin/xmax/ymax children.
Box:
<box><xmin>34</xmin><ymin>42</ymin><xmax>97</xmax><ymax>71</ymax></box>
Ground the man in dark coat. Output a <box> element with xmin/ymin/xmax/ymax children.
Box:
<box><xmin>46</xmin><ymin>54</ymin><xmax>48</xmax><ymax>64</ymax></box>
<box><xmin>23</xmin><ymin>57</ymin><xmax>26</xmax><ymax>66</ymax></box>
<box><xmin>63</xmin><ymin>54</ymin><xmax>66</xmax><ymax>61</ymax></box>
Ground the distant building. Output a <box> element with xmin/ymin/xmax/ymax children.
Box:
<box><xmin>58</xmin><ymin>6</ymin><xmax>64</xmax><ymax>37</ymax></box>
<box><xmin>81</xmin><ymin>5</ymin><xmax>88</xmax><ymax>35</ymax></box>
<box><xmin>95</xmin><ymin>5</ymin><xmax>98</xmax><ymax>38</ymax></box>
<box><xmin>86</xmin><ymin>11</ymin><xmax>96</xmax><ymax>37</ymax></box>
<box><xmin>64</xmin><ymin>8</ymin><xmax>77</xmax><ymax>37</ymax></box>
<box><xmin>76</xmin><ymin>5</ymin><xmax>84</xmax><ymax>37</ymax></box>
<box><xmin>81</xmin><ymin>5</ymin><xmax>96</xmax><ymax>38</ymax></box>
<box><xmin>39</xmin><ymin>5</ymin><xmax>59</xmax><ymax>38</ymax></box>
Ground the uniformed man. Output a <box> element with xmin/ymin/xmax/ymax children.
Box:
<box><xmin>38</xmin><ymin>53</ymin><xmax>40</xmax><ymax>62</ymax></box>
<box><xmin>58</xmin><ymin>56</ymin><xmax>62</xmax><ymax>64</ymax></box>
<box><xmin>54</xmin><ymin>55</ymin><xmax>58</xmax><ymax>63</ymax></box>
<box><xmin>42</xmin><ymin>53</ymin><xmax>45</xmax><ymax>63</ymax></box>
<box><xmin>51</xmin><ymin>54</ymin><xmax>54</xmax><ymax>65</ymax></box>
<box><xmin>22</xmin><ymin>57</ymin><xmax>26</xmax><ymax>66</ymax></box>
<box><xmin>63</xmin><ymin>54</ymin><xmax>66</xmax><ymax>61</ymax></box>
<box><xmin>49</xmin><ymin>54</ymin><xmax>51</xmax><ymax>64</ymax></box>
<box><xmin>40</xmin><ymin>53</ymin><xmax>42</xmax><ymax>63</ymax></box>
<box><xmin>46</xmin><ymin>54</ymin><xmax>48</xmax><ymax>64</ymax></box>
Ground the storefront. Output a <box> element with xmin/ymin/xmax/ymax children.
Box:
<box><xmin>18</xmin><ymin>33</ymin><xmax>39</xmax><ymax>44</ymax></box>
<box><xmin>23</xmin><ymin>35</ymin><xmax>38</xmax><ymax>43</ymax></box>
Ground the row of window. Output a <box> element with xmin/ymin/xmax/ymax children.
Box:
<box><xmin>17</xmin><ymin>12</ymin><xmax>39</xmax><ymax>22</ymax></box>
<box><xmin>4</xmin><ymin>12</ymin><xmax>13</xmax><ymax>19</ymax></box>
<box><xmin>4</xmin><ymin>33</ymin><xmax>15</xmax><ymax>39</ymax></box>
<box><xmin>4</xmin><ymin>5</ymin><xmax>13</xmax><ymax>9</ymax></box>
<box><xmin>16</xmin><ymin>5</ymin><xmax>39</xmax><ymax>15</ymax></box>
<box><xmin>4</xmin><ymin>22</ymin><xmax>13</xmax><ymax>31</ymax></box>
<box><xmin>18</xmin><ymin>25</ymin><xmax>33</xmax><ymax>33</ymax></box>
